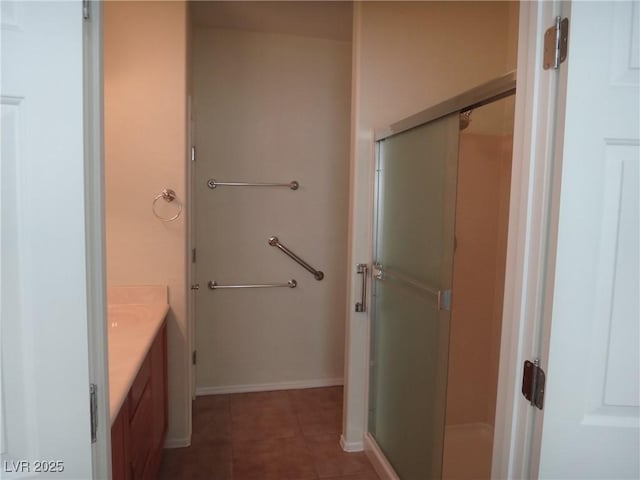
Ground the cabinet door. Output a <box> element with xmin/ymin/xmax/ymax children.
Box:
<box><xmin>145</xmin><ymin>323</ymin><xmax>168</xmax><ymax>479</ymax></box>
<box><xmin>111</xmin><ymin>402</ymin><xmax>129</xmax><ymax>480</ymax></box>
<box><xmin>151</xmin><ymin>323</ymin><xmax>168</xmax><ymax>448</ymax></box>
<box><xmin>128</xmin><ymin>356</ymin><xmax>151</xmax><ymax>420</ymax></box>
<box><xmin>129</xmin><ymin>384</ymin><xmax>153</xmax><ymax>480</ymax></box>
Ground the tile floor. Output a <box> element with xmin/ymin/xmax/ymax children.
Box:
<box><xmin>158</xmin><ymin>387</ymin><xmax>380</xmax><ymax>480</ymax></box>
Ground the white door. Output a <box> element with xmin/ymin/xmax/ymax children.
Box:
<box><xmin>539</xmin><ymin>1</ymin><xmax>639</xmax><ymax>478</ymax></box>
<box><xmin>1</xmin><ymin>1</ymin><xmax>102</xmax><ymax>478</ymax></box>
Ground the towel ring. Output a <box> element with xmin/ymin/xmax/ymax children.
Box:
<box><xmin>152</xmin><ymin>189</ymin><xmax>182</xmax><ymax>222</ymax></box>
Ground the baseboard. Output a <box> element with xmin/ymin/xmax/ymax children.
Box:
<box><xmin>195</xmin><ymin>378</ymin><xmax>344</xmax><ymax>396</ymax></box>
<box><xmin>164</xmin><ymin>436</ymin><xmax>191</xmax><ymax>449</ymax></box>
<box><xmin>364</xmin><ymin>432</ymin><xmax>400</xmax><ymax>480</ymax></box>
<box><xmin>340</xmin><ymin>434</ymin><xmax>364</xmax><ymax>452</ymax></box>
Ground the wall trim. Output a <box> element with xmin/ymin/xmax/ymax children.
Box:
<box><xmin>195</xmin><ymin>378</ymin><xmax>344</xmax><ymax>396</ymax></box>
<box><xmin>340</xmin><ymin>434</ymin><xmax>364</xmax><ymax>452</ymax></box>
<box><xmin>164</xmin><ymin>437</ymin><xmax>191</xmax><ymax>449</ymax></box>
<box><xmin>84</xmin><ymin>2</ymin><xmax>110</xmax><ymax>478</ymax></box>
<box><xmin>364</xmin><ymin>433</ymin><xmax>400</xmax><ymax>480</ymax></box>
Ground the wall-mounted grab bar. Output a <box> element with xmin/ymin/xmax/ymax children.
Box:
<box><xmin>355</xmin><ymin>264</ymin><xmax>368</xmax><ymax>312</ymax></box>
<box><xmin>208</xmin><ymin>279</ymin><xmax>297</xmax><ymax>290</ymax></box>
<box><xmin>207</xmin><ymin>179</ymin><xmax>299</xmax><ymax>190</ymax></box>
<box><xmin>268</xmin><ymin>236</ymin><xmax>324</xmax><ymax>281</ymax></box>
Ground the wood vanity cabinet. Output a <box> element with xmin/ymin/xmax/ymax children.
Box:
<box><xmin>112</xmin><ymin>322</ymin><xmax>167</xmax><ymax>480</ymax></box>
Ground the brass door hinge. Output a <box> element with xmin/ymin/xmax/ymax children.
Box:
<box><xmin>543</xmin><ymin>16</ymin><xmax>569</xmax><ymax>70</ymax></box>
<box><xmin>522</xmin><ymin>360</ymin><xmax>546</xmax><ymax>409</ymax></box>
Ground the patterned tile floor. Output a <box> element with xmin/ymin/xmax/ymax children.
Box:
<box><xmin>158</xmin><ymin>387</ymin><xmax>380</xmax><ymax>480</ymax></box>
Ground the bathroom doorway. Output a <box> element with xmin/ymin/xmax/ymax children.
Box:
<box><xmin>367</xmin><ymin>76</ymin><xmax>516</xmax><ymax>479</ymax></box>
<box><xmin>175</xmin><ymin>3</ymin><xmax>378</xmax><ymax>477</ymax></box>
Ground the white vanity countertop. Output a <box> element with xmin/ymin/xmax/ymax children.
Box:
<box><xmin>107</xmin><ymin>301</ymin><xmax>169</xmax><ymax>424</ymax></box>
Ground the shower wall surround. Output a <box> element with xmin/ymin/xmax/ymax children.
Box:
<box><xmin>447</xmin><ymin>132</ymin><xmax>513</xmax><ymax>427</ymax></box>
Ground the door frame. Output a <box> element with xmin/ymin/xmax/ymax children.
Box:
<box><xmin>81</xmin><ymin>0</ymin><xmax>568</xmax><ymax>476</ymax></box>
<box><xmin>342</xmin><ymin>1</ymin><xmax>569</xmax><ymax>478</ymax></box>
<box><xmin>84</xmin><ymin>1</ymin><xmax>111</xmax><ymax>478</ymax></box>
<box><xmin>187</xmin><ymin>94</ymin><xmax>196</xmax><ymax>404</ymax></box>
<box><xmin>491</xmin><ymin>1</ymin><xmax>568</xmax><ymax>478</ymax></box>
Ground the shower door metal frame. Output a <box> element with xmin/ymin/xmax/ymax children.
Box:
<box><xmin>366</xmin><ymin>70</ymin><xmax>518</xmax><ymax>478</ymax></box>
<box><xmin>374</xmin><ymin>71</ymin><xmax>516</xmax><ymax>142</ymax></box>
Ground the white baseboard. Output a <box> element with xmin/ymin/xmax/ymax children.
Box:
<box><xmin>364</xmin><ymin>432</ymin><xmax>400</xmax><ymax>480</ymax></box>
<box><xmin>195</xmin><ymin>377</ymin><xmax>343</xmax><ymax>396</ymax></box>
<box><xmin>164</xmin><ymin>436</ymin><xmax>191</xmax><ymax>449</ymax></box>
<box><xmin>340</xmin><ymin>434</ymin><xmax>364</xmax><ymax>452</ymax></box>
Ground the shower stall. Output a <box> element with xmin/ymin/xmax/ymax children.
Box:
<box><xmin>367</xmin><ymin>73</ymin><xmax>516</xmax><ymax>479</ymax></box>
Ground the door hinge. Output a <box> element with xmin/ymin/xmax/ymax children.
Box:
<box><xmin>83</xmin><ymin>0</ymin><xmax>90</xmax><ymax>20</ymax></box>
<box><xmin>522</xmin><ymin>359</ymin><xmax>546</xmax><ymax>409</ymax></box>
<box><xmin>90</xmin><ymin>383</ymin><xmax>98</xmax><ymax>443</ymax></box>
<box><xmin>192</xmin><ymin>350</ymin><xmax>197</xmax><ymax>365</ymax></box>
<box><xmin>191</xmin><ymin>247</ymin><xmax>196</xmax><ymax>263</ymax></box>
<box><xmin>543</xmin><ymin>16</ymin><xmax>569</xmax><ymax>70</ymax></box>
<box><xmin>191</xmin><ymin>146</ymin><xmax>196</xmax><ymax>162</ymax></box>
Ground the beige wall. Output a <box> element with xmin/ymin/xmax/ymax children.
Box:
<box><xmin>446</xmin><ymin>132</ymin><xmax>513</xmax><ymax>426</ymax></box>
<box><xmin>104</xmin><ymin>1</ymin><xmax>190</xmax><ymax>444</ymax></box>
<box><xmin>192</xmin><ymin>26</ymin><xmax>352</xmax><ymax>390</ymax></box>
<box><xmin>344</xmin><ymin>0</ymin><xmax>519</xmax><ymax>446</ymax></box>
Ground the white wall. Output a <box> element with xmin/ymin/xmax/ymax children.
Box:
<box><xmin>104</xmin><ymin>1</ymin><xmax>190</xmax><ymax>445</ymax></box>
<box><xmin>344</xmin><ymin>0</ymin><xmax>519</xmax><ymax>449</ymax></box>
<box><xmin>192</xmin><ymin>25</ymin><xmax>352</xmax><ymax>391</ymax></box>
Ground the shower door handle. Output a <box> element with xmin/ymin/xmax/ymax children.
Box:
<box><xmin>355</xmin><ymin>264</ymin><xmax>368</xmax><ymax>312</ymax></box>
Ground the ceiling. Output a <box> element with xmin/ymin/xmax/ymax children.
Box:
<box><xmin>190</xmin><ymin>1</ymin><xmax>353</xmax><ymax>42</ymax></box>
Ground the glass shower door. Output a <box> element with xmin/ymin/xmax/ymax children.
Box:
<box><xmin>369</xmin><ymin>113</ymin><xmax>460</xmax><ymax>479</ymax></box>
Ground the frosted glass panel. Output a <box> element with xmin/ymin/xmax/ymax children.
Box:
<box><xmin>369</xmin><ymin>113</ymin><xmax>459</xmax><ymax>479</ymax></box>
